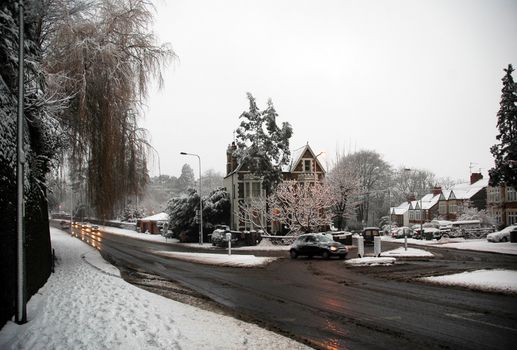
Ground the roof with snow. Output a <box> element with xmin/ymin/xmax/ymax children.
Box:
<box><xmin>140</xmin><ymin>212</ymin><xmax>169</xmax><ymax>222</ymax></box>
<box><xmin>391</xmin><ymin>201</ymin><xmax>410</xmax><ymax>215</ymax></box>
<box><xmin>281</xmin><ymin>143</ymin><xmax>325</xmax><ymax>173</ymax></box>
<box><xmin>440</xmin><ymin>178</ymin><xmax>488</xmax><ymax>200</ymax></box>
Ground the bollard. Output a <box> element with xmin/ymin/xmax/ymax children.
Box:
<box><xmin>226</xmin><ymin>232</ymin><xmax>232</xmax><ymax>256</ymax></box>
<box><xmin>374</xmin><ymin>236</ymin><xmax>382</xmax><ymax>257</ymax></box>
<box><xmin>357</xmin><ymin>236</ymin><xmax>364</xmax><ymax>258</ymax></box>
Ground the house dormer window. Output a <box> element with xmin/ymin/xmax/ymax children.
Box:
<box><xmin>304</xmin><ymin>159</ymin><xmax>312</xmax><ymax>172</ymax></box>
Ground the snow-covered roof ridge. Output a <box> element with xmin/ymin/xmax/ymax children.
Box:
<box><xmin>281</xmin><ymin>143</ymin><xmax>324</xmax><ymax>173</ymax></box>
<box><xmin>141</xmin><ymin>212</ymin><xmax>169</xmax><ymax>221</ymax></box>
<box><xmin>450</xmin><ymin>178</ymin><xmax>489</xmax><ymax>200</ymax></box>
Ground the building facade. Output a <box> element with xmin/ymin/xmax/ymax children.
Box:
<box><xmin>487</xmin><ymin>185</ymin><xmax>517</xmax><ymax>227</ymax></box>
<box><xmin>223</xmin><ymin>143</ymin><xmax>325</xmax><ymax>231</ymax></box>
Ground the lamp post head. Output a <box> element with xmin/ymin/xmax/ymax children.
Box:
<box><xmin>180</xmin><ymin>152</ymin><xmax>187</xmax><ymax>155</ymax></box>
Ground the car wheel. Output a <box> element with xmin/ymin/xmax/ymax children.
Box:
<box><xmin>322</xmin><ymin>250</ymin><xmax>330</xmax><ymax>260</ymax></box>
<box><xmin>290</xmin><ymin>250</ymin><xmax>298</xmax><ymax>259</ymax></box>
<box><xmin>502</xmin><ymin>237</ymin><xmax>508</xmax><ymax>242</ymax></box>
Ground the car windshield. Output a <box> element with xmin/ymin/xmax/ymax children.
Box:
<box><xmin>315</xmin><ymin>235</ymin><xmax>334</xmax><ymax>243</ymax></box>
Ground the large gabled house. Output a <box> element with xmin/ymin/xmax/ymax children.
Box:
<box><xmin>223</xmin><ymin>142</ymin><xmax>326</xmax><ymax>231</ymax></box>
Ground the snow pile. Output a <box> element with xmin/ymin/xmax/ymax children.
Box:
<box><xmin>381</xmin><ymin>247</ymin><xmax>434</xmax><ymax>258</ymax></box>
<box><xmin>0</xmin><ymin>229</ymin><xmax>309</xmax><ymax>349</ymax></box>
<box><xmin>236</xmin><ymin>239</ymin><xmax>292</xmax><ymax>251</ymax></box>
<box><xmin>382</xmin><ymin>235</ymin><xmax>517</xmax><ymax>255</ymax></box>
<box><xmin>421</xmin><ymin>269</ymin><xmax>517</xmax><ymax>294</ymax></box>
<box><xmin>345</xmin><ymin>257</ymin><xmax>396</xmax><ymax>266</ymax></box>
<box><xmin>154</xmin><ymin>251</ymin><xmax>277</xmax><ymax>267</ymax></box>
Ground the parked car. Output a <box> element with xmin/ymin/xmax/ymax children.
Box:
<box><xmin>391</xmin><ymin>227</ymin><xmax>413</xmax><ymax>239</ymax></box>
<box><xmin>361</xmin><ymin>227</ymin><xmax>381</xmax><ymax>244</ymax></box>
<box><xmin>290</xmin><ymin>233</ymin><xmax>348</xmax><ymax>259</ymax></box>
<box><xmin>486</xmin><ymin>225</ymin><xmax>517</xmax><ymax>243</ymax></box>
<box><xmin>210</xmin><ymin>225</ymin><xmax>233</xmax><ymax>246</ymax></box>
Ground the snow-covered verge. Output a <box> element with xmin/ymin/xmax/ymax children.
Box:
<box><xmin>345</xmin><ymin>257</ymin><xmax>396</xmax><ymax>266</ymax></box>
<box><xmin>382</xmin><ymin>236</ymin><xmax>517</xmax><ymax>255</ymax></box>
<box><xmin>0</xmin><ymin>228</ymin><xmax>310</xmax><ymax>350</ymax></box>
<box><xmin>381</xmin><ymin>247</ymin><xmax>434</xmax><ymax>258</ymax></box>
<box><xmin>154</xmin><ymin>251</ymin><xmax>277</xmax><ymax>267</ymax></box>
<box><xmin>420</xmin><ymin>269</ymin><xmax>517</xmax><ymax>294</ymax></box>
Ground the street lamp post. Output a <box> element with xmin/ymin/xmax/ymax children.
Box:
<box><xmin>16</xmin><ymin>0</ymin><xmax>26</xmax><ymax>325</ymax></box>
<box><xmin>180</xmin><ymin>152</ymin><xmax>203</xmax><ymax>244</ymax></box>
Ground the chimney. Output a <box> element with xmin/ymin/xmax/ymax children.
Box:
<box><xmin>432</xmin><ymin>186</ymin><xmax>442</xmax><ymax>196</ymax></box>
<box><xmin>470</xmin><ymin>172</ymin><xmax>483</xmax><ymax>185</ymax></box>
<box><xmin>407</xmin><ymin>194</ymin><xmax>416</xmax><ymax>202</ymax></box>
<box><xmin>226</xmin><ymin>142</ymin><xmax>238</xmax><ymax>175</ymax></box>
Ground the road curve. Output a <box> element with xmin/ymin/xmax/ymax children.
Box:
<box><xmin>72</xmin><ymin>227</ymin><xmax>517</xmax><ymax>350</ymax></box>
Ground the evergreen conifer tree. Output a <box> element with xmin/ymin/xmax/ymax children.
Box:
<box><xmin>234</xmin><ymin>93</ymin><xmax>293</xmax><ymax>194</ymax></box>
<box><xmin>489</xmin><ymin>64</ymin><xmax>517</xmax><ymax>188</ymax></box>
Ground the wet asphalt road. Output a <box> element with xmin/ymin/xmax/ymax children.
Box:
<box><xmin>71</xmin><ymin>227</ymin><xmax>517</xmax><ymax>350</ymax></box>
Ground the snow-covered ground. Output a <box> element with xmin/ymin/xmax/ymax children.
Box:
<box><xmin>154</xmin><ymin>251</ymin><xmax>277</xmax><ymax>267</ymax></box>
<box><xmin>346</xmin><ymin>247</ymin><xmax>433</xmax><ymax>266</ymax></box>
<box><xmin>345</xmin><ymin>257</ymin><xmax>396</xmax><ymax>266</ymax></box>
<box><xmin>381</xmin><ymin>247</ymin><xmax>434</xmax><ymax>258</ymax></box>
<box><xmin>421</xmin><ymin>269</ymin><xmax>517</xmax><ymax>294</ymax></box>
<box><xmin>382</xmin><ymin>236</ymin><xmax>517</xmax><ymax>255</ymax></box>
<box><xmin>0</xmin><ymin>228</ymin><xmax>310</xmax><ymax>350</ymax></box>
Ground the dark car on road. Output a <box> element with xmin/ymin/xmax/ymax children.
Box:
<box><xmin>290</xmin><ymin>233</ymin><xmax>348</xmax><ymax>259</ymax></box>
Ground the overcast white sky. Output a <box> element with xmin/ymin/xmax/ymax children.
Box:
<box><xmin>142</xmin><ymin>0</ymin><xmax>517</xmax><ymax>181</ymax></box>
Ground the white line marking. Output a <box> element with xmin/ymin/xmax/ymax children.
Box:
<box><xmin>446</xmin><ymin>313</ymin><xmax>517</xmax><ymax>332</ymax></box>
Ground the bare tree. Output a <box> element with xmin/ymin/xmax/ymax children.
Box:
<box><xmin>271</xmin><ymin>181</ymin><xmax>336</xmax><ymax>234</ymax></box>
<box><xmin>327</xmin><ymin>159</ymin><xmax>361</xmax><ymax>230</ymax></box>
<box><xmin>43</xmin><ymin>0</ymin><xmax>175</xmax><ymax>218</ymax></box>
<box><xmin>391</xmin><ymin>167</ymin><xmax>436</xmax><ymax>203</ymax></box>
<box><xmin>334</xmin><ymin>150</ymin><xmax>391</xmax><ymax>226</ymax></box>
<box><xmin>235</xmin><ymin>197</ymin><xmax>270</xmax><ymax>233</ymax></box>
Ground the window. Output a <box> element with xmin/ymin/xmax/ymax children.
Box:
<box><xmin>244</xmin><ymin>182</ymin><xmax>250</xmax><ymax>198</ymax></box>
<box><xmin>506</xmin><ymin>187</ymin><xmax>517</xmax><ymax>202</ymax></box>
<box><xmin>244</xmin><ymin>181</ymin><xmax>262</xmax><ymax>198</ymax></box>
<box><xmin>449</xmin><ymin>201</ymin><xmax>457</xmax><ymax>214</ymax></box>
<box><xmin>415</xmin><ymin>210</ymin><xmax>421</xmax><ymax>221</ymax></box>
<box><xmin>507</xmin><ymin>209</ymin><xmax>517</xmax><ymax>226</ymax></box>
<box><xmin>490</xmin><ymin>209</ymin><xmax>501</xmax><ymax>225</ymax></box>
<box><xmin>252</xmin><ymin>182</ymin><xmax>261</xmax><ymax>197</ymax></box>
<box><xmin>409</xmin><ymin>210</ymin><xmax>415</xmax><ymax>220</ymax></box>
<box><xmin>304</xmin><ymin>159</ymin><xmax>312</xmax><ymax>172</ymax></box>
<box><xmin>439</xmin><ymin>201</ymin><xmax>447</xmax><ymax>214</ymax></box>
<box><xmin>487</xmin><ymin>187</ymin><xmax>501</xmax><ymax>203</ymax></box>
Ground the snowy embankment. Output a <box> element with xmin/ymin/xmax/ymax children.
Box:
<box><xmin>0</xmin><ymin>228</ymin><xmax>310</xmax><ymax>350</ymax></box>
<box><xmin>421</xmin><ymin>269</ymin><xmax>517</xmax><ymax>294</ymax></box>
<box><xmin>382</xmin><ymin>236</ymin><xmax>517</xmax><ymax>255</ymax></box>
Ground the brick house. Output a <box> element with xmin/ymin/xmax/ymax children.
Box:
<box><xmin>223</xmin><ymin>143</ymin><xmax>325</xmax><ymax>231</ymax></box>
<box><xmin>437</xmin><ymin>173</ymin><xmax>488</xmax><ymax>221</ymax></box>
<box><xmin>487</xmin><ymin>184</ymin><xmax>517</xmax><ymax>227</ymax></box>
<box><xmin>391</xmin><ymin>187</ymin><xmax>441</xmax><ymax>227</ymax></box>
